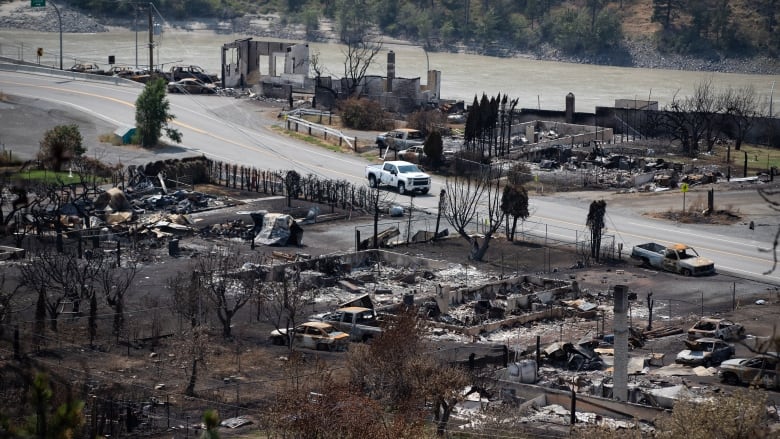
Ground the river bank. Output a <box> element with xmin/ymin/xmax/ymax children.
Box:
<box><xmin>1</xmin><ymin>1</ymin><xmax>778</xmax><ymax>75</ymax></box>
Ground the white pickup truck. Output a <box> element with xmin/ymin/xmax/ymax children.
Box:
<box><xmin>365</xmin><ymin>160</ymin><xmax>431</xmax><ymax>195</ymax></box>
<box><xmin>631</xmin><ymin>242</ymin><xmax>715</xmax><ymax>276</ymax></box>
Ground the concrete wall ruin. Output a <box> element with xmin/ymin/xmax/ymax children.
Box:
<box><xmin>221</xmin><ymin>38</ymin><xmax>309</xmax><ymax>90</ymax></box>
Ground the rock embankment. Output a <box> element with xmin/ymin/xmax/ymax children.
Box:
<box><xmin>1</xmin><ymin>3</ymin><xmax>777</xmax><ymax>75</ymax></box>
<box><xmin>0</xmin><ymin>4</ymin><xmax>106</xmax><ymax>33</ymax></box>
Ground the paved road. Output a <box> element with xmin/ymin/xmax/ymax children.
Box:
<box><xmin>1</xmin><ymin>67</ymin><xmax>778</xmax><ymax>285</ymax></box>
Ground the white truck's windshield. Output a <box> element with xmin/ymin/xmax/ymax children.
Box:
<box><xmin>398</xmin><ymin>165</ymin><xmax>421</xmax><ymax>173</ymax></box>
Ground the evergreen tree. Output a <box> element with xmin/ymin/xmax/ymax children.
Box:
<box><xmin>586</xmin><ymin>200</ymin><xmax>607</xmax><ymax>261</ymax></box>
<box><xmin>135</xmin><ymin>78</ymin><xmax>182</xmax><ymax>147</ymax></box>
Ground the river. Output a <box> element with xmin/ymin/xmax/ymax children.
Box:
<box><xmin>0</xmin><ymin>27</ymin><xmax>777</xmax><ymax>112</ymax></box>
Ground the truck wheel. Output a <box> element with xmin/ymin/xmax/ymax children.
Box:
<box><xmin>641</xmin><ymin>257</ymin><xmax>650</xmax><ymax>267</ymax></box>
<box><xmin>681</xmin><ymin>268</ymin><xmax>692</xmax><ymax>277</ymax></box>
<box><xmin>421</xmin><ymin>188</ymin><xmax>429</xmax><ymax>195</ymax></box>
<box><xmin>369</xmin><ymin>175</ymin><xmax>377</xmax><ymax>188</ymax></box>
<box><xmin>398</xmin><ymin>183</ymin><xmax>406</xmax><ymax>195</ymax></box>
<box><xmin>316</xmin><ymin>343</ymin><xmax>330</xmax><ymax>352</ymax></box>
<box><xmin>271</xmin><ymin>336</ymin><xmax>283</xmax><ymax>346</ymax></box>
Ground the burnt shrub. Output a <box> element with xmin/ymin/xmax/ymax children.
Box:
<box><xmin>338</xmin><ymin>98</ymin><xmax>387</xmax><ymax>131</ymax></box>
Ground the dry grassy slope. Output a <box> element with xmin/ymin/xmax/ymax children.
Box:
<box><xmin>578</xmin><ymin>0</ymin><xmax>767</xmax><ymax>41</ymax></box>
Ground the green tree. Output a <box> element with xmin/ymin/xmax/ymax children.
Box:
<box><xmin>500</xmin><ymin>184</ymin><xmax>529</xmax><ymax>241</ymax></box>
<box><xmin>200</xmin><ymin>410</ymin><xmax>221</xmax><ymax>439</ymax></box>
<box><xmin>24</xmin><ymin>373</ymin><xmax>85</xmax><ymax>439</ymax></box>
<box><xmin>423</xmin><ymin>131</ymin><xmax>444</xmax><ymax>166</ymax></box>
<box><xmin>38</xmin><ymin>124</ymin><xmax>84</xmax><ymax>172</ymax></box>
<box><xmin>652</xmin><ymin>0</ymin><xmax>684</xmax><ymax>30</ymax></box>
<box><xmin>592</xmin><ymin>9</ymin><xmax>624</xmax><ymax>50</ymax></box>
<box><xmin>586</xmin><ymin>199</ymin><xmax>607</xmax><ymax>261</ymax></box>
<box><xmin>587</xmin><ymin>0</ymin><xmax>606</xmax><ymax>31</ymax></box>
<box><xmin>134</xmin><ymin>78</ymin><xmax>182</xmax><ymax>147</ymax></box>
<box><xmin>543</xmin><ymin>9</ymin><xmax>589</xmax><ymax>54</ymax></box>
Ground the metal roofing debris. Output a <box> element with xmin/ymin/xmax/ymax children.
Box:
<box><xmin>220</xmin><ymin>416</ymin><xmax>253</xmax><ymax>429</ymax></box>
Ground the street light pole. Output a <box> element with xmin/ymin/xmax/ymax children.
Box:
<box><xmin>52</xmin><ymin>0</ymin><xmax>62</xmax><ymax>69</ymax></box>
<box><xmin>33</xmin><ymin>0</ymin><xmax>62</xmax><ymax>69</ymax></box>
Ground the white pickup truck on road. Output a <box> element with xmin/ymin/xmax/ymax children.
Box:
<box><xmin>365</xmin><ymin>160</ymin><xmax>432</xmax><ymax>195</ymax></box>
<box><xmin>631</xmin><ymin>242</ymin><xmax>716</xmax><ymax>276</ymax></box>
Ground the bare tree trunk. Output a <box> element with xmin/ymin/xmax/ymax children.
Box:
<box><xmin>186</xmin><ymin>359</ymin><xmax>198</xmax><ymax>396</ymax></box>
<box><xmin>89</xmin><ymin>293</ymin><xmax>97</xmax><ymax>348</ymax></box>
<box><xmin>35</xmin><ymin>288</ymin><xmax>46</xmax><ymax>349</ymax></box>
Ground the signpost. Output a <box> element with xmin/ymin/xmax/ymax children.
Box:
<box><xmin>31</xmin><ymin>0</ymin><xmax>62</xmax><ymax>69</ymax></box>
<box><xmin>680</xmin><ymin>182</ymin><xmax>689</xmax><ymax>213</ymax></box>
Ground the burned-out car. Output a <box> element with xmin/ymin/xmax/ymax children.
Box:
<box><xmin>687</xmin><ymin>317</ymin><xmax>744</xmax><ymax>341</ymax></box>
<box><xmin>270</xmin><ymin>322</ymin><xmax>349</xmax><ymax>352</ymax></box>
<box><xmin>719</xmin><ymin>353</ymin><xmax>779</xmax><ymax>389</ymax></box>
<box><xmin>675</xmin><ymin>338</ymin><xmax>734</xmax><ymax>367</ymax></box>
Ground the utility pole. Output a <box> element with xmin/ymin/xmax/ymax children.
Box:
<box><xmin>148</xmin><ymin>4</ymin><xmax>154</xmax><ymax>72</ymax></box>
<box><xmin>135</xmin><ymin>3</ymin><xmax>138</xmax><ymax>68</ymax></box>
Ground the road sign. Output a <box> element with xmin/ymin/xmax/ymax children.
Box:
<box><xmin>680</xmin><ymin>183</ymin><xmax>689</xmax><ymax>193</ymax></box>
<box><xmin>37</xmin><ymin>47</ymin><xmax>43</xmax><ymax>57</ymax></box>
<box><xmin>31</xmin><ymin>0</ymin><xmax>45</xmax><ymax>7</ymax></box>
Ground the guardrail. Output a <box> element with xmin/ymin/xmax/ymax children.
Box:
<box><xmin>283</xmin><ymin>108</ymin><xmax>334</xmax><ymax>119</ymax></box>
<box><xmin>284</xmin><ymin>115</ymin><xmax>357</xmax><ymax>151</ymax></box>
<box><xmin>0</xmin><ymin>60</ymin><xmax>142</xmax><ymax>88</ymax></box>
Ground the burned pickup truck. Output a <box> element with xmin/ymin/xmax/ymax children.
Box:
<box><xmin>631</xmin><ymin>242</ymin><xmax>715</xmax><ymax>276</ymax></box>
<box><xmin>310</xmin><ymin>306</ymin><xmax>384</xmax><ymax>342</ymax></box>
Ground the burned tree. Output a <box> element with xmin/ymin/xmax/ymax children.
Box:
<box><xmin>335</xmin><ymin>0</ymin><xmax>382</xmax><ymax>97</ymax></box>
<box><xmin>442</xmin><ymin>166</ymin><xmax>506</xmax><ymax>261</ymax></box>
<box><xmin>0</xmin><ymin>274</ymin><xmax>21</xmax><ymax>338</ymax></box>
<box><xmin>366</xmin><ymin>184</ymin><xmax>395</xmax><ymax>250</ymax></box>
<box><xmin>463</xmin><ymin>93</ymin><xmax>517</xmax><ymax>159</ymax></box>
<box><xmin>98</xmin><ymin>256</ymin><xmax>139</xmax><ymax>337</ymax></box>
<box><xmin>168</xmin><ymin>271</ymin><xmax>209</xmax><ymax>329</ymax></box>
<box><xmin>183</xmin><ymin>324</ymin><xmax>210</xmax><ymax>397</ymax></box>
<box><xmin>19</xmin><ymin>250</ymin><xmax>83</xmax><ymax>333</ymax></box>
<box><xmin>191</xmin><ymin>246</ymin><xmax>260</xmax><ymax>339</ymax></box>
<box><xmin>586</xmin><ymin>199</ymin><xmax>607</xmax><ymax>261</ymax></box>
<box><xmin>722</xmin><ymin>85</ymin><xmax>761</xmax><ymax>151</ymax></box>
<box><xmin>758</xmin><ymin>188</ymin><xmax>780</xmax><ymax>274</ymax></box>
<box><xmin>347</xmin><ymin>310</ymin><xmax>469</xmax><ymax>436</ymax></box>
<box><xmin>661</xmin><ymin>80</ymin><xmax>721</xmax><ymax>157</ymax></box>
<box><xmin>258</xmin><ymin>267</ymin><xmax>315</xmax><ymax>351</ymax></box>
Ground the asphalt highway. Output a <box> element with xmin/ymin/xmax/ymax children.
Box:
<box><xmin>1</xmin><ymin>68</ymin><xmax>778</xmax><ymax>285</ymax></box>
